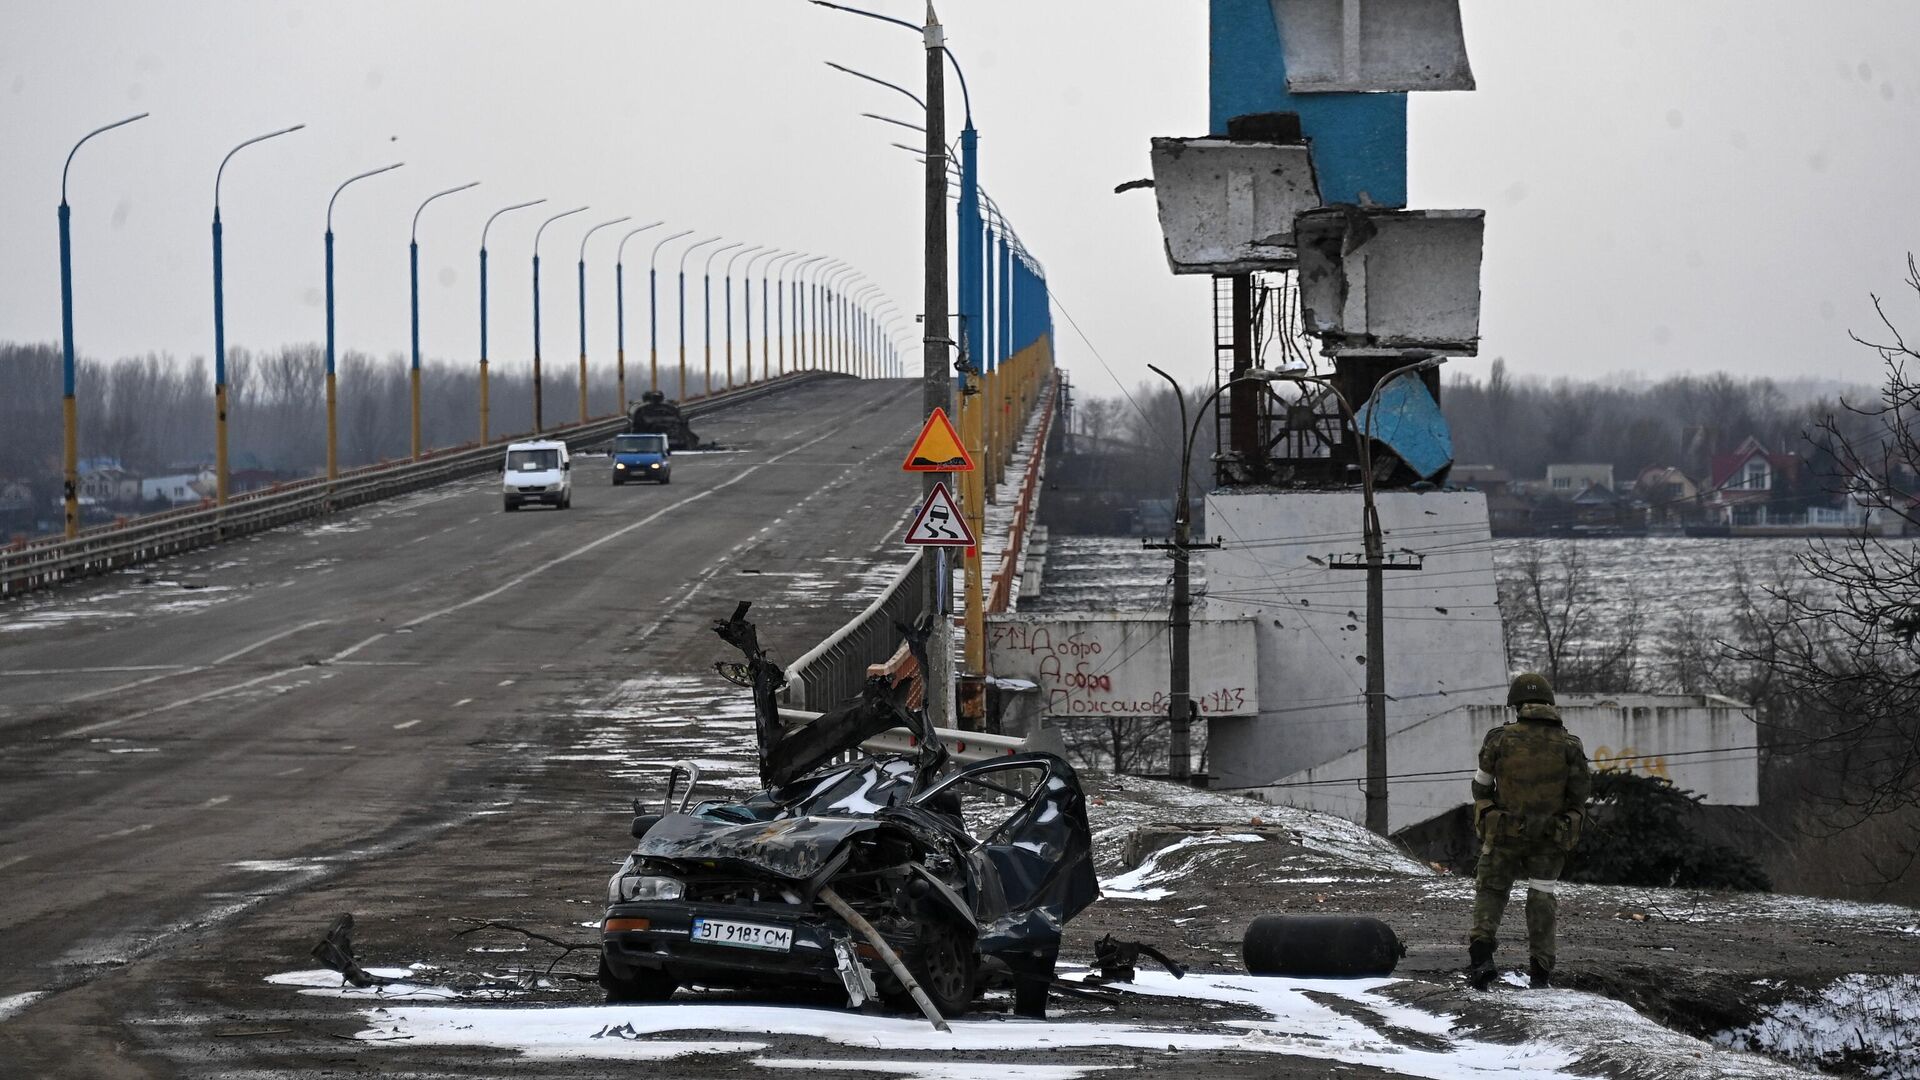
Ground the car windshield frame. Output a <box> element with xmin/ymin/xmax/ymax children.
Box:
<box><xmin>615</xmin><ymin>435</ymin><xmax>668</xmax><ymax>455</ymax></box>
<box><xmin>507</xmin><ymin>448</ymin><xmax>561</xmax><ymax>471</ymax></box>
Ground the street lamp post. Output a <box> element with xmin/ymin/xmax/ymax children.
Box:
<box><xmin>410</xmin><ymin>181</ymin><xmax>479</xmax><ymax>459</ymax></box>
<box><xmin>769</xmin><ymin>252</ymin><xmax>805</xmax><ymax>377</ymax></box>
<box><xmin>479</xmin><ymin>199</ymin><xmax>545</xmax><ymax>443</ymax></box>
<box><xmin>812</xmin><ymin>260</ymin><xmax>845</xmax><ymax>372</ymax></box>
<box><xmin>724</xmin><ymin>244</ymin><xmax>763</xmax><ymax>390</ymax></box>
<box><xmin>702</xmin><ymin>241</ymin><xmax>741</xmax><ymax>395</ymax></box>
<box><xmin>824</xmin><ymin>266</ymin><xmax>856</xmax><ymax>374</ymax></box>
<box><xmin>1145</xmin><ymin>364</ymin><xmax>1284</xmax><ymax>783</ymax></box>
<box><xmin>648</xmin><ymin>229</ymin><xmax>693</xmax><ymax>395</ymax></box>
<box><xmin>789</xmin><ymin>255</ymin><xmax>825</xmax><ymax>372</ymax></box>
<box><xmin>1266</xmin><ymin>356</ymin><xmax>1444</xmax><ymax>833</ymax></box>
<box><xmin>615</xmin><ymin>221</ymin><xmax>665</xmax><ymax>414</ymax></box>
<box><xmin>325</xmin><ymin>162</ymin><xmax>406</xmax><ymax>484</ymax></box>
<box><xmin>57</xmin><ymin>111</ymin><xmax>148</xmax><ymax>538</ymax></box>
<box><xmin>577</xmin><ymin>216</ymin><xmax>631</xmax><ymax>424</ymax></box>
<box><xmin>531</xmin><ymin>205</ymin><xmax>588</xmax><ymax>433</ymax></box>
<box><xmin>743</xmin><ymin>248</ymin><xmax>783</xmax><ymax>384</ymax></box>
<box><xmin>213</xmin><ymin>123</ymin><xmax>305</xmax><ymax>507</ymax></box>
<box><xmin>677</xmin><ymin>237</ymin><xmax>720</xmax><ymax>400</ymax></box>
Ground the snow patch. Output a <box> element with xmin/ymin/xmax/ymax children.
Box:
<box><xmin>1716</xmin><ymin>973</ymin><xmax>1920</xmax><ymax>1079</ymax></box>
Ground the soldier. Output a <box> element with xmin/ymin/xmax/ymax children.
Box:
<box><xmin>1467</xmin><ymin>672</ymin><xmax>1591</xmax><ymax>990</ymax></box>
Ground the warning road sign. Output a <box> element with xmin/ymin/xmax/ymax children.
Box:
<box><xmin>903</xmin><ymin>481</ymin><xmax>976</xmax><ymax>548</ymax></box>
<box><xmin>901</xmin><ymin>407</ymin><xmax>975</xmax><ymax>472</ymax></box>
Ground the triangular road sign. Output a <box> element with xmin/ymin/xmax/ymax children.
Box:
<box><xmin>903</xmin><ymin>481</ymin><xmax>977</xmax><ymax>548</ymax></box>
<box><xmin>902</xmin><ymin>407</ymin><xmax>975</xmax><ymax>472</ymax></box>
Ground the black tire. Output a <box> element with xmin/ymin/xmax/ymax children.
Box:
<box><xmin>659</xmin><ymin>473</ymin><xmax>671</xmax><ymax>485</ymax></box>
<box><xmin>881</xmin><ymin>918</ymin><xmax>975</xmax><ymax>1019</ymax></box>
<box><xmin>561</xmin><ymin>492</ymin><xmax>573</xmax><ymax>509</ymax></box>
<box><xmin>503</xmin><ymin>497</ymin><xmax>518</xmax><ymax>512</ymax></box>
<box><xmin>612</xmin><ymin>475</ymin><xmax>625</xmax><ymax>486</ymax></box>
<box><xmin>599</xmin><ymin>953</ymin><xmax>676</xmax><ymax>1003</ymax></box>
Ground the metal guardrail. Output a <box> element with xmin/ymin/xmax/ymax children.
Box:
<box><xmin>1</xmin><ymin>373</ymin><xmax>829</xmax><ymax>600</ymax></box>
<box><xmin>782</xmin><ymin>374</ymin><xmax>1058</xmax><ymax>713</ymax></box>
<box><xmin>780</xmin><ymin>550</ymin><xmax>928</xmax><ymax>712</ymax></box>
<box><xmin>775</xmin><ymin>706</ymin><xmax>1033</xmax><ymax>765</ymax></box>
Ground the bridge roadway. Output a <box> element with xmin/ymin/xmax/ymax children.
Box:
<box><xmin>0</xmin><ymin>376</ymin><xmax>926</xmax><ymax>1075</ymax></box>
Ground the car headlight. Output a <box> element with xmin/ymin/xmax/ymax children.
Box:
<box><xmin>649</xmin><ymin>462</ymin><xmax>660</xmax><ymax>469</ymax></box>
<box><xmin>613</xmin><ymin>873</ymin><xmax>685</xmax><ymax>902</ymax></box>
<box><xmin>615</xmin><ymin>462</ymin><xmax>626</xmax><ymax>470</ymax></box>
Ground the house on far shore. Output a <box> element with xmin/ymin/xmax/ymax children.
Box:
<box><xmin>1633</xmin><ymin>465</ymin><xmax>1700</xmax><ymax>528</ymax></box>
<box><xmin>1545</xmin><ymin>463</ymin><xmax>1614</xmax><ymax>496</ymax></box>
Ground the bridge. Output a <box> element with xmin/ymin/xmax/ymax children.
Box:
<box><xmin>0</xmin><ymin>369</ymin><xmax>1059</xmax><ymax>1067</ymax></box>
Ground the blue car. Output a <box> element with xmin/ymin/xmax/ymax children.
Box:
<box><xmin>612</xmin><ymin>433</ymin><xmax>672</xmax><ymax>485</ymax></box>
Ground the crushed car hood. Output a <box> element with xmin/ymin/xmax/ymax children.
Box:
<box><xmin>635</xmin><ymin>810</ymin><xmax>889</xmax><ymax>881</ymax></box>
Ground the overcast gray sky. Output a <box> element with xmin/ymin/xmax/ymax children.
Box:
<box><xmin>3</xmin><ymin>1</ymin><xmax>1917</xmax><ymax>399</ymax></box>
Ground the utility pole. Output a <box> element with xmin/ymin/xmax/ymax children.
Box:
<box><xmin>922</xmin><ymin>3</ymin><xmax>953</xmax><ymax>729</ymax></box>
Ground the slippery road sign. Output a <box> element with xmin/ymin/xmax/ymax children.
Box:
<box><xmin>901</xmin><ymin>407</ymin><xmax>974</xmax><ymax>472</ymax></box>
<box><xmin>903</xmin><ymin>481</ymin><xmax>976</xmax><ymax>548</ymax></box>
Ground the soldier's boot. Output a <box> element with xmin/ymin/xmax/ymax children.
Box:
<box><xmin>1529</xmin><ymin>957</ymin><xmax>1552</xmax><ymax>989</ymax></box>
<box><xmin>1467</xmin><ymin>940</ymin><xmax>1497</xmax><ymax>991</ymax></box>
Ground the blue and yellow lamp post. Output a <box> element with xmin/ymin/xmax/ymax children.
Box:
<box><xmin>723</xmin><ymin>244</ymin><xmax>763</xmax><ymax>390</ymax></box>
<box><xmin>410</xmin><ymin>181</ymin><xmax>479</xmax><ymax>458</ymax></box>
<box><xmin>57</xmin><ymin>111</ymin><xmax>148</xmax><ymax>537</ymax></box>
<box><xmin>614</xmin><ymin>221</ymin><xmax>665</xmax><ymax>413</ymax></box>
<box><xmin>576</xmin><ymin>216</ymin><xmax>631</xmax><ymax>423</ymax></box>
<box><xmin>676</xmin><ymin>237</ymin><xmax>719</xmax><ymax>401</ymax></box>
<box><xmin>325</xmin><ymin>162</ymin><xmax>406</xmax><ymax>484</ymax></box>
<box><xmin>478</xmin><ymin>199</ymin><xmax>545</xmax><ymax>444</ymax></box>
<box><xmin>212</xmin><ymin>123</ymin><xmax>304</xmax><ymax>507</ymax></box>
<box><xmin>531</xmin><ymin>205</ymin><xmax>588</xmax><ymax>433</ymax></box>
<box><xmin>647</xmin><ymin>229</ymin><xmax>693</xmax><ymax>395</ymax></box>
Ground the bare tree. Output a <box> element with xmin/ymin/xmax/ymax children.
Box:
<box><xmin>1498</xmin><ymin>540</ymin><xmax>1643</xmax><ymax>692</ymax></box>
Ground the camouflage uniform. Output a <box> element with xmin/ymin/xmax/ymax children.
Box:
<box><xmin>1469</xmin><ymin>675</ymin><xmax>1591</xmax><ymax>987</ymax></box>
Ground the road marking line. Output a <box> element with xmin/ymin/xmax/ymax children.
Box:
<box><xmin>104</xmin><ymin>823</ymin><xmax>155</xmax><ymax>839</ymax></box>
<box><xmin>275</xmin><ymin>767</ymin><xmax>305</xmax><ymax>777</ymax></box>
<box><xmin>331</xmin><ymin>633</ymin><xmax>387</xmax><ymax>660</ymax></box>
<box><xmin>452</xmin><ymin>698</ymin><xmax>473</xmax><ymax>707</ymax></box>
<box><xmin>393</xmin><ymin>719</ymin><xmax>421</xmax><ymax>730</ymax></box>
<box><xmin>209</xmin><ymin>619</ymin><xmax>332</xmax><ymax>666</ymax></box>
<box><xmin>2</xmin><ymin>665</ymin><xmax>187</xmax><ymax>677</ymax></box>
<box><xmin>497</xmin><ymin>679</ymin><xmax>515</xmax><ymax>687</ymax></box>
<box><xmin>58</xmin><ymin>633</ymin><xmax>390</xmax><ymax>738</ymax></box>
<box><xmin>0</xmin><ymin>854</ymin><xmax>33</xmax><ymax>872</ymax></box>
<box><xmin>201</xmin><ymin>795</ymin><xmax>230</xmax><ymax>809</ymax></box>
<box><xmin>64</xmin><ymin>666</ymin><xmax>209</xmax><ymax>704</ymax></box>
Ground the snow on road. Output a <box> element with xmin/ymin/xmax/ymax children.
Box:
<box><xmin>285</xmin><ymin>964</ymin><xmax>1836</xmax><ymax>1079</ymax></box>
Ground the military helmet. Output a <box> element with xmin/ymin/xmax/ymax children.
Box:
<box><xmin>1507</xmin><ymin>672</ymin><xmax>1555</xmax><ymax>708</ymax></box>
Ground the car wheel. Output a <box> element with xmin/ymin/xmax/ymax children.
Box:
<box><xmin>599</xmin><ymin>953</ymin><xmax>676</xmax><ymax>1003</ymax></box>
<box><xmin>503</xmin><ymin>497</ymin><xmax>518</xmax><ymax>512</ymax></box>
<box><xmin>883</xmin><ymin>917</ymin><xmax>975</xmax><ymax>1019</ymax></box>
<box><xmin>659</xmin><ymin>473</ymin><xmax>671</xmax><ymax>485</ymax></box>
<box><xmin>613</xmin><ymin>475</ymin><xmax>624</xmax><ymax>486</ymax></box>
<box><xmin>561</xmin><ymin>492</ymin><xmax>573</xmax><ymax>509</ymax></box>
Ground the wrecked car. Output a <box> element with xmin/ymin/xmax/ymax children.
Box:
<box><xmin>599</xmin><ymin>604</ymin><xmax>1098</xmax><ymax>1019</ymax></box>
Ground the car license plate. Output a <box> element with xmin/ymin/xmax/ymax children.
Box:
<box><xmin>691</xmin><ymin>917</ymin><xmax>792</xmax><ymax>952</ymax></box>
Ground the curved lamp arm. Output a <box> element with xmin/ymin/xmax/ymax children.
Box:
<box><xmin>617</xmin><ymin>221</ymin><xmax>666</xmax><ymax>263</ymax></box>
<box><xmin>482</xmin><ymin>198</ymin><xmax>546</xmax><ymax>248</ymax></box>
<box><xmin>328</xmin><ymin>162</ymin><xmax>405</xmax><ymax>232</ymax></box>
<box><xmin>64</xmin><ymin>113</ymin><xmax>149</xmax><ymax>204</ymax></box>
<box><xmin>412</xmin><ymin>181</ymin><xmax>479</xmax><ymax>241</ymax></box>
<box><xmin>217</xmin><ymin>124</ymin><xmax>305</xmax><ymax>209</ymax></box>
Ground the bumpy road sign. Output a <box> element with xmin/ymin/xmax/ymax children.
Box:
<box><xmin>902</xmin><ymin>407</ymin><xmax>975</xmax><ymax>472</ymax></box>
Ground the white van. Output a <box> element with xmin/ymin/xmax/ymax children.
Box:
<box><xmin>502</xmin><ymin>439</ymin><xmax>572</xmax><ymax>511</ymax></box>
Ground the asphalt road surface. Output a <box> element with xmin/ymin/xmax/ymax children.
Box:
<box><xmin>0</xmin><ymin>375</ymin><xmax>931</xmax><ymax>1076</ymax></box>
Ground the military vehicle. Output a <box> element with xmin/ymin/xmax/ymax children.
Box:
<box><xmin>628</xmin><ymin>390</ymin><xmax>701</xmax><ymax>451</ymax></box>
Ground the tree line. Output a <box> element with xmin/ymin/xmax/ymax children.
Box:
<box><xmin>0</xmin><ymin>339</ymin><xmax>646</xmax><ymax>484</ymax></box>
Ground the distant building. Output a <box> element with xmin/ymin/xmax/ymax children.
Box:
<box><xmin>1633</xmin><ymin>465</ymin><xmax>1700</xmax><ymax>528</ymax></box>
<box><xmin>1544</xmin><ymin>463</ymin><xmax>1614</xmax><ymax>494</ymax></box>
<box><xmin>141</xmin><ymin>474</ymin><xmax>212</xmax><ymax>507</ymax></box>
